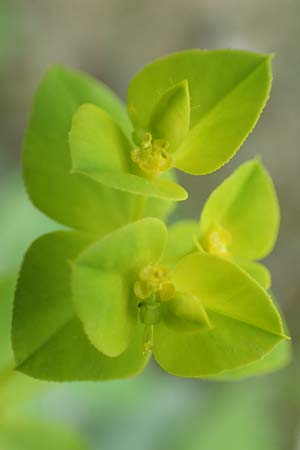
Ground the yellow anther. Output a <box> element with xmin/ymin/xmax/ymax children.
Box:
<box><xmin>133</xmin><ymin>280</ymin><xmax>153</xmax><ymax>300</ymax></box>
<box><xmin>204</xmin><ymin>224</ymin><xmax>231</xmax><ymax>259</ymax></box>
<box><xmin>131</xmin><ymin>132</ymin><xmax>172</xmax><ymax>177</ymax></box>
<box><xmin>159</xmin><ymin>282</ymin><xmax>175</xmax><ymax>302</ymax></box>
<box><xmin>134</xmin><ymin>264</ymin><xmax>175</xmax><ymax>302</ymax></box>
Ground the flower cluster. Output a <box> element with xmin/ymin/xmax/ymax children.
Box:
<box><xmin>12</xmin><ymin>49</ymin><xmax>290</xmax><ymax>382</ymax></box>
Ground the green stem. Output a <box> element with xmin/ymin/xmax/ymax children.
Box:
<box><xmin>143</xmin><ymin>325</ymin><xmax>154</xmax><ymax>355</ymax></box>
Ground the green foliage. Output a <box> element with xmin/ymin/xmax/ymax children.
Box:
<box><xmin>23</xmin><ymin>65</ymin><xmax>174</xmax><ymax>235</ymax></box>
<box><xmin>72</xmin><ymin>219</ymin><xmax>167</xmax><ymax>357</ymax></box>
<box><xmin>211</xmin><ymin>339</ymin><xmax>291</xmax><ymax>380</ymax></box>
<box><xmin>12</xmin><ymin>232</ymin><xmax>149</xmax><ymax>381</ymax></box>
<box><xmin>199</xmin><ymin>158</ymin><xmax>280</xmax><ymax>260</ymax></box>
<box><xmin>69</xmin><ymin>103</ymin><xmax>187</xmax><ymax>201</ymax></box>
<box><xmin>154</xmin><ymin>252</ymin><xmax>285</xmax><ymax>377</ymax></box>
<box><xmin>128</xmin><ymin>49</ymin><xmax>272</xmax><ymax>174</ymax></box>
<box><xmin>12</xmin><ymin>49</ymin><xmax>291</xmax><ymax>382</ymax></box>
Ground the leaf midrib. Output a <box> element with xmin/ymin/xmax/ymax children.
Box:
<box><xmin>16</xmin><ymin>312</ymin><xmax>75</xmax><ymax>369</ymax></box>
<box><xmin>189</xmin><ymin>57</ymin><xmax>269</xmax><ymax>130</ymax></box>
<box><xmin>204</xmin><ymin>303</ymin><xmax>284</xmax><ymax>340</ymax></box>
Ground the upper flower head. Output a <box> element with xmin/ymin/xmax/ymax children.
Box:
<box><xmin>68</xmin><ymin>50</ymin><xmax>272</xmax><ymax>205</ymax></box>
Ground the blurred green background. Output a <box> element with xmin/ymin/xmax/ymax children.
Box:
<box><xmin>0</xmin><ymin>1</ymin><xmax>299</xmax><ymax>449</ymax></box>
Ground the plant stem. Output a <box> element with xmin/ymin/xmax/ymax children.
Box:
<box><xmin>143</xmin><ymin>325</ymin><xmax>154</xmax><ymax>355</ymax></box>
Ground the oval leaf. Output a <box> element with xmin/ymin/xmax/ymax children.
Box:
<box><xmin>23</xmin><ymin>65</ymin><xmax>136</xmax><ymax>234</ymax></box>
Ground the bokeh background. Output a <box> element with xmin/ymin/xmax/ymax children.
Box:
<box><xmin>0</xmin><ymin>1</ymin><xmax>299</xmax><ymax>449</ymax></box>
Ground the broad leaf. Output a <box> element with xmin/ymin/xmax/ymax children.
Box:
<box><xmin>72</xmin><ymin>219</ymin><xmax>167</xmax><ymax>356</ymax></box>
<box><xmin>70</xmin><ymin>103</ymin><xmax>187</xmax><ymax>200</ymax></box>
<box><xmin>200</xmin><ymin>159</ymin><xmax>279</xmax><ymax>259</ymax></box>
<box><xmin>153</xmin><ymin>252</ymin><xmax>286</xmax><ymax>377</ymax></box>
<box><xmin>23</xmin><ymin>65</ymin><xmax>136</xmax><ymax>234</ymax></box>
<box><xmin>12</xmin><ymin>232</ymin><xmax>149</xmax><ymax>381</ymax></box>
<box><xmin>23</xmin><ymin>66</ymin><xmax>175</xmax><ymax>233</ymax></box>
<box><xmin>128</xmin><ymin>49</ymin><xmax>272</xmax><ymax>174</ymax></box>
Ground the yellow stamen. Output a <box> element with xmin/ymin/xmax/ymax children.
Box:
<box><xmin>131</xmin><ymin>132</ymin><xmax>172</xmax><ymax>177</ymax></box>
<box><xmin>204</xmin><ymin>224</ymin><xmax>231</xmax><ymax>259</ymax></box>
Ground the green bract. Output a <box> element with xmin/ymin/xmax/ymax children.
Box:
<box><xmin>23</xmin><ymin>65</ymin><xmax>175</xmax><ymax>234</ymax></box>
<box><xmin>12</xmin><ymin>231</ymin><xmax>150</xmax><ymax>381</ymax></box>
<box><xmin>128</xmin><ymin>49</ymin><xmax>272</xmax><ymax>174</ymax></box>
<box><xmin>164</xmin><ymin>159</ymin><xmax>280</xmax><ymax>289</ymax></box>
<box><xmin>13</xmin><ymin>219</ymin><xmax>287</xmax><ymax>380</ymax></box>
<box><xmin>155</xmin><ymin>252</ymin><xmax>285</xmax><ymax>377</ymax></box>
<box><xmin>12</xmin><ymin>48</ymin><xmax>291</xmax><ymax>382</ymax></box>
<box><xmin>199</xmin><ymin>158</ymin><xmax>279</xmax><ymax>288</ymax></box>
<box><xmin>160</xmin><ymin>159</ymin><xmax>291</xmax><ymax>377</ymax></box>
<box><xmin>69</xmin><ymin>103</ymin><xmax>187</xmax><ymax>201</ymax></box>
<box><xmin>69</xmin><ymin>49</ymin><xmax>272</xmax><ymax>201</ymax></box>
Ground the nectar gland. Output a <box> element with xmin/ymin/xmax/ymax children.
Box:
<box><xmin>131</xmin><ymin>132</ymin><xmax>172</xmax><ymax>177</ymax></box>
<box><xmin>204</xmin><ymin>224</ymin><xmax>231</xmax><ymax>259</ymax></box>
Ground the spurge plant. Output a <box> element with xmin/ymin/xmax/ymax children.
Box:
<box><xmin>12</xmin><ymin>49</ymin><xmax>291</xmax><ymax>381</ymax></box>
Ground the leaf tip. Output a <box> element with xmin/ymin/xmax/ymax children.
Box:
<box><xmin>268</xmin><ymin>52</ymin><xmax>276</xmax><ymax>61</ymax></box>
<box><xmin>180</xmin><ymin>186</ymin><xmax>189</xmax><ymax>201</ymax></box>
